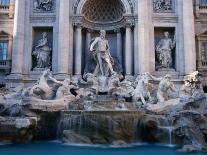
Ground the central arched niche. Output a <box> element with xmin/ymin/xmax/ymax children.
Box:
<box><xmin>82</xmin><ymin>0</ymin><xmax>126</xmax><ymax>23</ymax></box>
<box><xmin>78</xmin><ymin>0</ymin><xmax>130</xmax><ymax>75</ymax></box>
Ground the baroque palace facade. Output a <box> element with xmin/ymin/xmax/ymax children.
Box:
<box><xmin>0</xmin><ymin>0</ymin><xmax>207</xmax><ymax>89</ymax></box>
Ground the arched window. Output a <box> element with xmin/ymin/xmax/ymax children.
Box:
<box><xmin>0</xmin><ymin>0</ymin><xmax>10</xmax><ymax>5</ymax></box>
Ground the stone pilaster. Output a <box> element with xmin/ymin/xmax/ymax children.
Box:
<box><xmin>182</xmin><ymin>0</ymin><xmax>196</xmax><ymax>74</ymax></box>
<box><xmin>137</xmin><ymin>0</ymin><xmax>151</xmax><ymax>74</ymax></box>
<box><xmin>56</xmin><ymin>0</ymin><xmax>70</xmax><ymax>76</ymax></box>
<box><xmin>10</xmin><ymin>0</ymin><xmax>26</xmax><ymax>77</ymax></box>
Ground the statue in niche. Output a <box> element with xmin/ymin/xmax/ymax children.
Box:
<box><xmin>156</xmin><ymin>31</ymin><xmax>176</xmax><ymax>70</ymax></box>
<box><xmin>34</xmin><ymin>0</ymin><xmax>53</xmax><ymax>11</ymax></box>
<box><xmin>90</xmin><ymin>30</ymin><xmax>116</xmax><ymax>77</ymax></box>
<box><xmin>153</xmin><ymin>0</ymin><xmax>173</xmax><ymax>12</ymax></box>
<box><xmin>32</xmin><ymin>32</ymin><xmax>52</xmax><ymax>70</ymax></box>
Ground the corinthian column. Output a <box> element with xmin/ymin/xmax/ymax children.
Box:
<box><xmin>85</xmin><ymin>29</ymin><xmax>92</xmax><ymax>64</ymax></box>
<box><xmin>125</xmin><ymin>25</ymin><xmax>132</xmax><ymax>75</ymax></box>
<box><xmin>116</xmin><ymin>29</ymin><xmax>122</xmax><ymax>64</ymax></box>
<box><xmin>56</xmin><ymin>0</ymin><xmax>69</xmax><ymax>76</ymax></box>
<box><xmin>74</xmin><ymin>24</ymin><xmax>82</xmax><ymax>75</ymax></box>
<box><xmin>10</xmin><ymin>0</ymin><xmax>26</xmax><ymax>77</ymax></box>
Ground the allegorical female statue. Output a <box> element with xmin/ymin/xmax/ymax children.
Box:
<box><xmin>32</xmin><ymin>32</ymin><xmax>52</xmax><ymax>70</ymax></box>
<box><xmin>156</xmin><ymin>31</ymin><xmax>176</xmax><ymax>70</ymax></box>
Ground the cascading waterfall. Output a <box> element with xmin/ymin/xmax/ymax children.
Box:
<box><xmin>156</xmin><ymin>116</ymin><xmax>174</xmax><ymax>145</ymax></box>
<box><xmin>57</xmin><ymin>111</ymin><xmax>145</xmax><ymax>144</ymax></box>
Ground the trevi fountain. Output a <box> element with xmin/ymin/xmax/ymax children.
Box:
<box><xmin>0</xmin><ymin>0</ymin><xmax>207</xmax><ymax>154</ymax></box>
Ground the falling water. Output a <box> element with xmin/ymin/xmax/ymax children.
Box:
<box><xmin>159</xmin><ymin>126</ymin><xmax>174</xmax><ymax>146</ymax></box>
<box><xmin>57</xmin><ymin>111</ymin><xmax>144</xmax><ymax>143</ymax></box>
<box><xmin>157</xmin><ymin>116</ymin><xmax>174</xmax><ymax>146</ymax></box>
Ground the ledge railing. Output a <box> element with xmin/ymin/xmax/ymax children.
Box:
<box><xmin>198</xmin><ymin>60</ymin><xmax>207</xmax><ymax>70</ymax></box>
<box><xmin>0</xmin><ymin>2</ymin><xmax>14</xmax><ymax>18</ymax></box>
<box><xmin>0</xmin><ymin>4</ymin><xmax>9</xmax><ymax>13</ymax></box>
<box><xmin>0</xmin><ymin>60</ymin><xmax>11</xmax><ymax>70</ymax></box>
<box><xmin>199</xmin><ymin>4</ymin><xmax>207</xmax><ymax>13</ymax></box>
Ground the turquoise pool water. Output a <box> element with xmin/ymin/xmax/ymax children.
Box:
<box><xmin>0</xmin><ymin>141</ymin><xmax>206</xmax><ymax>155</ymax></box>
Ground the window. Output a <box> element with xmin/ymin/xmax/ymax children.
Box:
<box><xmin>200</xmin><ymin>0</ymin><xmax>207</xmax><ymax>4</ymax></box>
<box><xmin>0</xmin><ymin>42</ymin><xmax>8</xmax><ymax>60</ymax></box>
<box><xmin>0</xmin><ymin>0</ymin><xmax>10</xmax><ymax>5</ymax></box>
<box><xmin>201</xmin><ymin>42</ymin><xmax>207</xmax><ymax>61</ymax></box>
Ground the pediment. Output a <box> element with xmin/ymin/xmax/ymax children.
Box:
<box><xmin>0</xmin><ymin>31</ymin><xmax>9</xmax><ymax>36</ymax></box>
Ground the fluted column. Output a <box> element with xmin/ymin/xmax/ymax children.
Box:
<box><xmin>182</xmin><ymin>0</ymin><xmax>196</xmax><ymax>74</ymax></box>
<box><xmin>116</xmin><ymin>29</ymin><xmax>122</xmax><ymax>64</ymax></box>
<box><xmin>11</xmin><ymin>0</ymin><xmax>26</xmax><ymax>77</ymax></box>
<box><xmin>57</xmin><ymin>0</ymin><xmax>69</xmax><ymax>75</ymax></box>
<box><xmin>125</xmin><ymin>26</ymin><xmax>132</xmax><ymax>75</ymax></box>
<box><xmin>74</xmin><ymin>25</ymin><xmax>82</xmax><ymax>75</ymax></box>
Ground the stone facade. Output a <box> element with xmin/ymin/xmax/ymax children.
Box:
<box><xmin>0</xmin><ymin>0</ymin><xmax>206</xmax><ymax>88</ymax></box>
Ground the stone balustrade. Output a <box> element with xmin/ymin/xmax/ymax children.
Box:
<box><xmin>0</xmin><ymin>60</ymin><xmax>11</xmax><ymax>70</ymax></box>
<box><xmin>198</xmin><ymin>60</ymin><xmax>207</xmax><ymax>70</ymax></box>
<box><xmin>0</xmin><ymin>2</ymin><xmax>14</xmax><ymax>18</ymax></box>
<box><xmin>0</xmin><ymin>4</ymin><xmax>9</xmax><ymax>13</ymax></box>
<box><xmin>199</xmin><ymin>4</ymin><xmax>207</xmax><ymax>13</ymax></box>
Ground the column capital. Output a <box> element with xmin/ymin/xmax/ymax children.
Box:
<box><xmin>86</xmin><ymin>28</ymin><xmax>93</xmax><ymax>33</ymax></box>
<box><xmin>73</xmin><ymin>22</ymin><xmax>83</xmax><ymax>28</ymax></box>
<box><xmin>124</xmin><ymin>14</ymin><xmax>135</xmax><ymax>28</ymax></box>
<box><xmin>125</xmin><ymin>23</ymin><xmax>133</xmax><ymax>28</ymax></box>
<box><xmin>114</xmin><ymin>28</ymin><xmax>121</xmax><ymax>33</ymax></box>
<box><xmin>72</xmin><ymin>15</ymin><xmax>84</xmax><ymax>28</ymax></box>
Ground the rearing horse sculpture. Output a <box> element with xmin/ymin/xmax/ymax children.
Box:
<box><xmin>133</xmin><ymin>73</ymin><xmax>153</xmax><ymax>104</ymax></box>
<box><xmin>29</xmin><ymin>69</ymin><xmax>62</xmax><ymax>100</ymax></box>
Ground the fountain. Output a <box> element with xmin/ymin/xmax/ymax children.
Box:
<box><xmin>0</xmin><ymin>31</ymin><xmax>207</xmax><ymax>152</ymax></box>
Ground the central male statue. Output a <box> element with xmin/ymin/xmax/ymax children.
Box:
<box><xmin>90</xmin><ymin>30</ymin><xmax>115</xmax><ymax>76</ymax></box>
